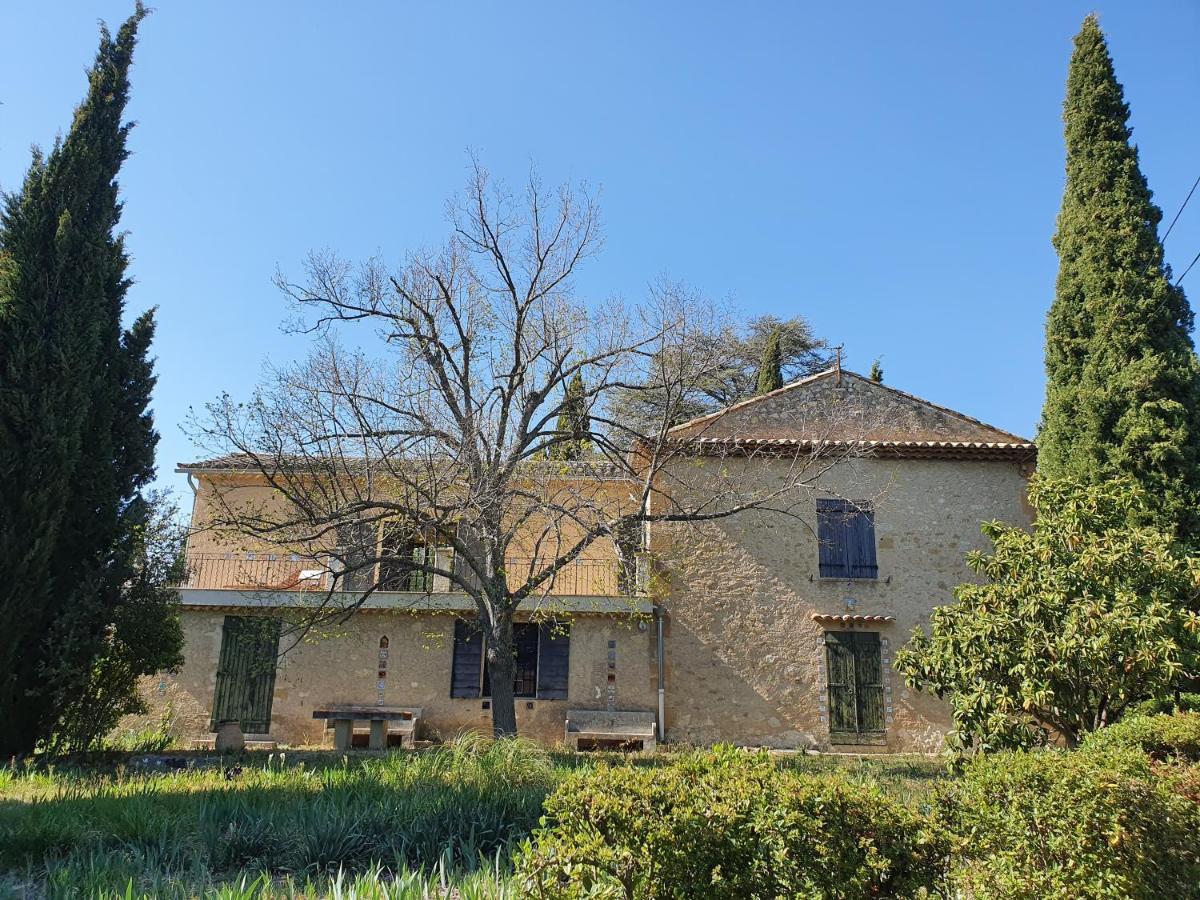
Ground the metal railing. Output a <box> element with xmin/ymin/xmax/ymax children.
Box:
<box><xmin>178</xmin><ymin>552</ymin><xmax>630</xmax><ymax>597</ymax></box>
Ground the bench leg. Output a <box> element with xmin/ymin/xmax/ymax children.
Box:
<box><xmin>333</xmin><ymin>719</ymin><xmax>353</xmax><ymax>751</ymax></box>
<box><xmin>369</xmin><ymin>719</ymin><xmax>387</xmax><ymax>751</ymax></box>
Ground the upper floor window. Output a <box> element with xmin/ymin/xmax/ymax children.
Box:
<box><xmin>816</xmin><ymin>499</ymin><xmax>878</xmax><ymax>579</ymax></box>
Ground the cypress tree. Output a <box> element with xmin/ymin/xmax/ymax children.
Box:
<box><xmin>548</xmin><ymin>372</ymin><xmax>590</xmax><ymax>460</ymax></box>
<box><xmin>869</xmin><ymin>358</ymin><xmax>884</xmax><ymax>383</ymax></box>
<box><xmin>1039</xmin><ymin>15</ymin><xmax>1200</xmax><ymax>543</ymax></box>
<box><xmin>0</xmin><ymin>4</ymin><xmax>163</xmax><ymax>755</ymax></box>
<box><xmin>756</xmin><ymin>326</ymin><xmax>784</xmax><ymax>394</ymax></box>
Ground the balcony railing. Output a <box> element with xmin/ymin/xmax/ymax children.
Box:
<box><xmin>178</xmin><ymin>552</ymin><xmax>629</xmax><ymax>597</ymax></box>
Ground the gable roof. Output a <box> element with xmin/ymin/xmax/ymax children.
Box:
<box><xmin>667</xmin><ymin>368</ymin><xmax>1035</xmax><ymax>460</ymax></box>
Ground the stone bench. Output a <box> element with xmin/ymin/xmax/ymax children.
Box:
<box><xmin>312</xmin><ymin>705</ymin><xmax>423</xmax><ymax>750</ymax></box>
<box><xmin>565</xmin><ymin>709</ymin><xmax>657</xmax><ymax>752</ymax></box>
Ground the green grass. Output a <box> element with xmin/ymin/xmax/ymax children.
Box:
<box><xmin>0</xmin><ymin>739</ymin><xmax>945</xmax><ymax>899</ymax></box>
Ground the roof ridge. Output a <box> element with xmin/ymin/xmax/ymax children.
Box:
<box><xmin>667</xmin><ymin>367</ymin><xmax>1030</xmax><ymax>443</ymax></box>
<box><xmin>837</xmin><ymin>370</ymin><xmax>1030</xmax><ymax>442</ymax></box>
<box><xmin>666</xmin><ymin>368</ymin><xmax>839</xmax><ymax>434</ymax></box>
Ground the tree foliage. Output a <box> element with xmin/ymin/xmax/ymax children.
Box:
<box><xmin>613</xmin><ymin>299</ymin><xmax>830</xmax><ymax>429</ymax></box>
<box><xmin>869</xmin><ymin>358</ymin><xmax>883</xmax><ymax>383</ymax></box>
<box><xmin>46</xmin><ymin>492</ymin><xmax>185</xmax><ymax>753</ymax></box>
<box><xmin>546</xmin><ymin>372</ymin><xmax>591</xmax><ymax>460</ymax></box>
<box><xmin>1039</xmin><ymin>15</ymin><xmax>1200</xmax><ymax>543</ymax></box>
<box><xmin>895</xmin><ymin>477</ymin><xmax>1200</xmax><ymax>755</ymax></box>
<box><xmin>754</xmin><ymin>325</ymin><xmax>784</xmax><ymax>395</ymax></box>
<box><xmin>0</xmin><ymin>4</ymin><xmax>168</xmax><ymax>756</ymax></box>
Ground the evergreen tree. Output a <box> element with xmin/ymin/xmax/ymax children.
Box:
<box><xmin>869</xmin><ymin>358</ymin><xmax>884</xmax><ymax>383</ymax></box>
<box><xmin>1039</xmin><ymin>15</ymin><xmax>1200</xmax><ymax>543</ymax></box>
<box><xmin>755</xmin><ymin>326</ymin><xmax>784</xmax><ymax>394</ymax></box>
<box><xmin>547</xmin><ymin>372</ymin><xmax>590</xmax><ymax>460</ymax></box>
<box><xmin>0</xmin><ymin>4</ymin><xmax>173</xmax><ymax>756</ymax></box>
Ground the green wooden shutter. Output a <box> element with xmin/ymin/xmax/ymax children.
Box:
<box><xmin>853</xmin><ymin>632</ymin><xmax>885</xmax><ymax>733</ymax></box>
<box><xmin>826</xmin><ymin>631</ymin><xmax>885</xmax><ymax>740</ymax></box>
<box><xmin>825</xmin><ymin>632</ymin><xmax>858</xmax><ymax>733</ymax></box>
<box><xmin>210</xmin><ymin>616</ymin><xmax>280</xmax><ymax>733</ymax></box>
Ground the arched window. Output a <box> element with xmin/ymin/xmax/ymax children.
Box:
<box><xmin>379</xmin><ymin>636</ymin><xmax>389</xmax><ymax>649</ymax></box>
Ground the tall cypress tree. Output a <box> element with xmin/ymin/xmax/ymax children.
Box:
<box><xmin>755</xmin><ymin>326</ymin><xmax>784</xmax><ymax>394</ymax></box>
<box><xmin>548</xmin><ymin>372</ymin><xmax>590</xmax><ymax>460</ymax></box>
<box><xmin>1039</xmin><ymin>15</ymin><xmax>1200</xmax><ymax>543</ymax></box>
<box><xmin>0</xmin><ymin>4</ymin><xmax>161</xmax><ymax>755</ymax></box>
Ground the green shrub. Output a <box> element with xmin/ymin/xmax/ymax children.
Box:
<box><xmin>515</xmin><ymin>747</ymin><xmax>945</xmax><ymax>899</ymax></box>
<box><xmin>1124</xmin><ymin>692</ymin><xmax>1200</xmax><ymax>719</ymax></box>
<box><xmin>937</xmin><ymin>748</ymin><xmax>1200</xmax><ymax>899</ymax></box>
<box><xmin>1080</xmin><ymin>712</ymin><xmax>1200</xmax><ymax>762</ymax></box>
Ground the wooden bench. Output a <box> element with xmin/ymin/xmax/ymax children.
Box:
<box><xmin>565</xmin><ymin>709</ymin><xmax>657</xmax><ymax>752</ymax></box>
<box><xmin>312</xmin><ymin>706</ymin><xmax>423</xmax><ymax>750</ymax></box>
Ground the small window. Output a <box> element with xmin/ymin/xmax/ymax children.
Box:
<box><xmin>450</xmin><ymin>620</ymin><xmax>570</xmax><ymax>700</ymax></box>
<box><xmin>825</xmin><ymin>631</ymin><xmax>885</xmax><ymax>742</ymax></box>
<box><xmin>816</xmin><ymin>499</ymin><xmax>878</xmax><ymax>579</ymax></box>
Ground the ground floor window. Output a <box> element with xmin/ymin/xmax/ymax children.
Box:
<box><xmin>825</xmin><ymin>631</ymin><xmax>884</xmax><ymax>742</ymax></box>
<box><xmin>210</xmin><ymin>616</ymin><xmax>281</xmax><ymax>733</ymax></box>
<box><xmin>450</xmin><ymin>619</ymin><xmax>570</xmax><ymax>700</ymax></box>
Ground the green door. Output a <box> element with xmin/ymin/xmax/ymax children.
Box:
<box><xmin>211</xmin><ymin>616</ymin><xmax>281</xmax><ymax>733</ymax></box>
<box><xmin>825</xmin><ymin>632</ymin><xmax>885</xmax><ymax>742</ymax></box>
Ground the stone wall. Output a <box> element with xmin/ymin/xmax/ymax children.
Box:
<box><xmin>144</xmin><ymin>608</ymin><xmax>658</xmax><ymax>747</ymax></box>
<box><xmin>655</xmin><ymin>454</ymin><xmax>1032</xmax><ymax>752</ymax></box>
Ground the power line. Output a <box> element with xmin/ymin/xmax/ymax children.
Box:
<box><xmin>1175</xmin><ymin>247</ymin><xmax>1200</xmax><ymax>287</ymax></box>
<box><xmin>1163</xmin><ymin>173</ymin><xmax>1200</xmax><ymax>243</ymax></box>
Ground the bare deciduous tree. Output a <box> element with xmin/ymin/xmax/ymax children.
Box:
<box><xmin>191</xmin><ymin>160</ymin><xmax>865</xmax><ymax>735</ymax></box>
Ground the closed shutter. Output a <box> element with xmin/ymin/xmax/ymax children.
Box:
<box><xmin>825</xmin><ymin>632</ymin><xmax>858</xmax><ymax>733</ymax></box>
<box><xmin>847</xmin><ymin>509</ymin><xmax>878</xmax><ymax>579</ymax></box>
<box><xmin>817</xmin><ymin>500</ymin><xmax>848</xmax><ymax>578</ymax></box>
<box><xmin>826</xmin><ymin>631</ymin><xmax>885</xmax><ymax>740</ymax></box>
<box><xmin>854</xmin><ymin>632</ymin><xmax>885</xmax><ymax>733</ymax></box>
<box><xmin>817</xmin><ymin>499</ymin><xmax>877</xmax><ymax>579</ymax></box>
<box><xmin>450</xmin><ymin>619</ymin><xmax>484</xmax><ymax>697</ymax></box>
<box><xmin>536</xmin><ymin>622</ymin><xmax>571</xmax><ymax>700</ymax></box>
<box><xmin>211</xmin><ymin>616</ymin><xmax>280</xmax><ymax>733</ymax></box>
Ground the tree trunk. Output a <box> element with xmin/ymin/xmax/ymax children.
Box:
<box><xmin>485</xmin><ymin>612</ymin><xmax>518</xmax><ymax>737</ymax></box>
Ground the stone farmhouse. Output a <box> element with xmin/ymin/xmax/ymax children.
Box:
<box><xmin>153</xmin><ymin>368</ymin><xmax>1034</xmax><ymax>753</ymax></box>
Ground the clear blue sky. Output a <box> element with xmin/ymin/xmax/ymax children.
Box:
<box><xmin>3</xmin><ymin>2</ymin><xmax>1198</xmax><ymax>501</ymax></box>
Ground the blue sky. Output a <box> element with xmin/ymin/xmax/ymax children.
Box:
<box><xmin>3</xmin><ymin>2</ymin><xmax>1198</xmax><ymax>500</ymax></box>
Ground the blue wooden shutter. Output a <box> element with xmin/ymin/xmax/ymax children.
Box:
<box><xmin>816</xmin><ymin>500</ymin><xmax>848</xmax><ymax>578</ymax></box>
<box><xmin>847</xmin><ymin>506</ymin><xmax>878</xmax><ymax>579</ymax></box>
<box><xmin>536</xmin><ymin>622</ymin><xmax>571</xmax><ymax>700</ymax></box>
<box><xmin>450</xmin><ymin>619</ymin><xmax>483</xmax><ymax>697</ymax></box>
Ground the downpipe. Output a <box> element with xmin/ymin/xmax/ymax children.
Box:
<box><xmin>655</xmin><ymin>604</ymin><xmax>666</xmax><ymax>743</ymax></box>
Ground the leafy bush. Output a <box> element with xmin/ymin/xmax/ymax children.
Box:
<box><xmin>936</xmin><ymin>748</ymin><xmax>1200</xmax><ymax>899</ymax></box>
<box><xmin>1080</xmin><ymin>712</ymin><xmax>1200</xmax><ymax>762</ymax></box>
<box><xmin>1124</xmin><ymin>692</ymin><xmax>1200</xmax><ymax>719</ymax></box>
<box><xmin>515</xmin><ymin>747</ymin><xmax>945</xmax><ymax>899</ymax></box>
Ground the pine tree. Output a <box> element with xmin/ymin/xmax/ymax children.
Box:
<box><xmin>869</xmin><ymin>358</ymin><xmax>884</xmax><ymax>383</ymax></box>
<box><xmin>548</xmin><ymin>372</ymin><xmax>591</xmax><ymax>460</ymax></box>
<box><xmin>0</xmin><ymin>4</ymin><xmax>170</xmax><ymax>755</ymax></box>
<box><xmin>1038</xmin><ymin>15</ymin><xmax>1200</xmax><ymax>543</ymax></box>
<box><xmin>755</xmin><ymin>326</ymin><xmax>784</xmax><ymax>394</ymax></box>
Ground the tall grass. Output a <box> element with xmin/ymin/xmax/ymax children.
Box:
<box><xmin>0</xmin><ymin>736</ymin><xmax>553</xmax><ymax>897</ymax></box>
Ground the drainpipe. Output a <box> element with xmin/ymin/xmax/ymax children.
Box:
<box><xmin>655</xmin><ymin>604</ymin><xmax>666</xmax><ymax>743</ymax></box>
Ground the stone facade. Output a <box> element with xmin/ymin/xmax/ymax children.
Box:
<box><xmin>655</xmin><ymin>455</ymin><xmax>1031</xmax><ymax>752</ymax></box>
<box><xmin>157</xmin><ymin>369</ymin><xmax>1033</xmax><ymax>752</ymax></box>
<box><xmin>145</xmin><ymin>608</ymin><xmax>657</xmax><ymax>747</ymax></box>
